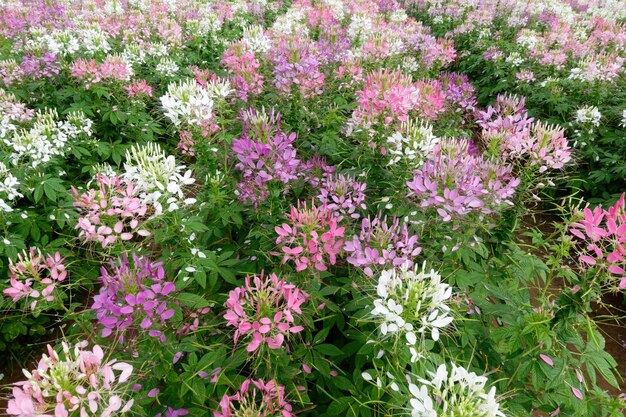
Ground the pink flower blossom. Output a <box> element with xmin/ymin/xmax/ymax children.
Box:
<box><xmin>275</xmin><ymin>201</ymin><xmax>345</xmax><ymax>272</ymax></box>
<box><xmin>224</xmin><ymin>272</ymin><xmax>307</xmax><ymax>352</ymax></box>
<box><xmin>214</xmin><ymin>379</ymin><xmax>293</xmax><ymax>417</ymax></box>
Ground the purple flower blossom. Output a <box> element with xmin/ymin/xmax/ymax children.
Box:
<box><xmin>316</xmin><ymin>173</ymin><xmax>367</xmax><ymax>222</ymax></box>
<box><xmin>92</xmin><ymin>254</ymin><xmax>176</xmax><ymax>344</ymax></box>
<box><xmin>21</xmin><ymin>53</ymin><xmax>60</xmax><ymax>79</ymax></box>
<box><xmin>344</xmin><ymin>214</ymin><xmax>422</xmax><ymax>276</ymax></box>
<box><xmin>406</xmin><ymin>138</ymin><xmax>520</xmax><ymax>221</ymax></box>
<box><xmin>232</xmin><ymin>109</ymin><xmax>300</xmax><ymax>206</ymax></box>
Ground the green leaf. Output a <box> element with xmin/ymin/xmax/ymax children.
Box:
<box><xmin>177</xmin><ymin>293</ymin><xmax>210</xmax><ymax>309</ymax></box>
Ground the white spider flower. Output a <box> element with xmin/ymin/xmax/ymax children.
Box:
<box><xmin>122</xmin><ymin>143</ymin><xmax>196</xmax><ymax>216</ymax></box>
<box><xmin>371</xmin><ymin>263</ymin><xmax>453</xmax><ymax>347</ymax></box>
<box><xmin>408</xmin><ymin>363</ymin><xmax>506</xmax><ymax>417</ymax></box>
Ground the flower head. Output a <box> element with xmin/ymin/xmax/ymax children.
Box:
<box><xmin>372</xmin><ymin>264</ymin><xmax>453</xmax><ymax>346</ymax></box>
<box><xmin>7</xmin><ymin>341</ymin><xmax>133</xmax><ymax>417</ymax></box>
<box><xmin>275</xmin><ymin>201</ymin><xmax>345</xmax><ymax>272</ymax></box>
<box><xmin>214</xmin><ymin>379</ymin><xmax>293</xmax><ymax>417</ymax></box>
<box><xmin>224</xmin><ymin>271</ymin><xmax>308</xmax><ymax>352</ymax></box>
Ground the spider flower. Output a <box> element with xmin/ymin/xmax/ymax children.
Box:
<box><xmin>408</xmin><ymin>363</ymin><xmax>505</xmax><ymax>417</ymax></box>
<box><xmin>3</xmin><ymin>247</ymin><xmax>67</xmax><ymax>310</ymax></box>
<box><xmin>214</xmin><ymin>379</ymin><xmax>293</xmax><ymax>417</ymax></box>
<box><xmin>224</xmin><ymin>272</ymin><xmax>307</xmax><ymax>352</ymax></box>
<box><xmin>92</xmin><ymin>254</ymin><xmax>176</xmax><ymax>344</ymax></box>
<box><xmin>406</xmin><ymin>138</ymin><xmax>519</xmax><ymax>222</ymax></box>
<box><xmin>372</xmin><ymin>264</ymin><xmax>453</xmax><ymax>346</ymax></box>
<box><xmin>344</xmin><ymin>214</ymin><xmax>421</xmax><ymax>277</ymax></box>
<box><xmin>7</xmin><ymin>341</ymin><xmax>133</xmax><ymax>417</ymax></box>
<box><xmin>275</xmin><ymin>201</ymin><xmax>345</xmax><ymax>272</ymax></box>
<box><xmin>72</xmin><ymin>174</ymin><xmax>150</xmax><ymax>248</ymax></box>
<box><xmin>316</xmin><ymin>173</ymin><xmax>367</xmax><ymax>222</ymax></box>
<box><xmin>570</xmin><ymin>193</ymin><xmax>626</xmax><ymax>289</ymax></box>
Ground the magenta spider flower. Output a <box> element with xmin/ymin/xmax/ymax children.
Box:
<box><xmin>275</xmin><ymin>201</ymin><xmax>345</xmax><ymax>272</ymax></box>
<box><xmin>344</xmin><ymin>214</ymin><xmax>422</xmax><ymax>277</ymax></box>
<box><xmin>91</xmin><ymin>254</ymin><xmax>176</xmax><ymax>344</ymax></box>
<box><xmin>2</xmin><ymin>247</ymin><xmax>67</xmax><ymax>310</ymax></box>
<box><xmin>224</xmin><ymin>272</ymin><xmax>307</xmax><ymax>353</ymax></box>
<box><xmin>222</xmin><ymin>42</ymin><xmax>264</xmax><ymax>101</ymax></box>
<box><xmin>214</xmin><ymin>379</ymin><xmax>293</xmax><ymax>417</ymax></box>
<box><xmin>316</xmin><ymin>173</ymin><xmax>367</xmax><ymax>222</ymax></box>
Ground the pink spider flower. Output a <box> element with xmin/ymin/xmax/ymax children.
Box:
<box><xmin>7</xmin><ymin>341</ymin><xmax>133</xmax><ymax>417</ymax></box>
<box><xmin>275</xmin><ymin>201</ymin><xmax>345</xmax><ymax>272</ymax></box>
<box><xmin>224</xmin><ymin>272</ymin><xmax>308</xmax><ymax>352</ymax></box>
<box><xmin>570</xmin><ymin>193</ymin><xmax>626</xmax><ymax>288</ymax></box>
<box><xmin>125</xmin><ymin>79</ymin><xmax>153</xmax><ymax>98</ymax></box>
<box><xmin>72</xmin><ymin>174</ymin><xmax>150</xmax><ymax>248</ymax></box>
<box><xmin>222</xmin><ymin>42</ymin><xmax>264</xmax><ymax>101</ymax></box>
<box><xmin>214</xmin><ymin>379</ymin><xmax>293</xmax><ymax>417</ymax></box>
<box><xmin>92</xmin><ymin>253</ymin><xmax>177</xmax><ymax>344</ymax></box>
<box><xmin>3</xmin><ymin>247</ymin><xmax>67</xmax><ymax>310</ymax></box>
<box><xmin>353</xmin><ymin>69</ymin><xmax>445</xmax><ymax>128</ymax></box>
<box><xmin>344</xmin><ymin>214</ymin><xmax>422</xmax><ymax>277</ymax></box>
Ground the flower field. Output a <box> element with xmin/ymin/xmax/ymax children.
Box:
<box><xmin>1</xmin><ymin>0</ymin><xmax>626</xmax><ymax>416</ymax></box>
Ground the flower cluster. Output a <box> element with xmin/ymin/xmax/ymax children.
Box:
<box><xmin>92</xmin><ymin>253</ymin><xmax>176</xmax><ymax>343</ymax></box>
<box><xmin>224</xmin><ymin>272</ymin><xmax>307</xmax><ymax>352</ymax></box>
<box><xmin>275</xmin><ymin>201</ymin><xmax>345</xmax><ymax>272</ymax></box>
<box><xmin>232</xmin><ymin>109</ymin><xmax>300</xmax><ymax>206</ymax></box>
<box><xmin>570</xmin><ymin>193</ymin><xmax>626</xmax><ymax>289</ymax></box>
<box><xmin>371</xmin><ymin>264</ymin><xmax>453</xmax><ymax>347</ymax></box>
<box><xmin>477</xmin><ymin>94</ymin><xmax>572</xmax><ymax>173</ymax></box>
<box><xmin>353</xmin><ymin>69</ymin><xmax>445</xmax><ymax>128</ymax></box>
<box><xmin>270</xmin><ymin>37</ymin><xmax>326</xmax><ymax>98</ymax></box>
<box><xmin>4</xmin><ymin>109</ymin><xmax>93</xmax><ymax>167</ymax></box>
<box><xmin>316</xmin><ymin>173</ymin><xmax>367</xmax><ymax>222</ymax></box>
<box><xmin>122</xmin><ymin>143</ymin><xmax>196</xmax><ymax>216</ymax></box>
<box><xmin>0</xmin><ymin>161</ymin><xmax>22</xmax><ymax>212</ymax></box>
<box><xmin>72</xmin><ymin>174</ymin><xmax>150</xmax><ymax>248</ymax></box>
<box><xmin>215</xmin><ymin>379</ymin><xmax>293</xmax><ymax>417</ymax></box>
<box><xmin>386</xmin><ymin>118</ymin><xmax>438</xmax><ymax>167</ymax></box>
<box><xmin>160</xmin><ymin>79</ymin><xmax>215</xmax><ymax>128</ymax></box>
<box><xmin>3</xmin><ymin>247</ymin><xmax>67</xmax><ymax>310</ymax></box>
<box><xmin>70</xmin><ymin>56</ymin><xmax>131</xmax><ymax>88</ymax></box>
<box><xmin>222</xmin><ymin>42</ymin><xmax>264</xmax><ymax>101</ymax></box>
<box><xmin>439</xmin><ymin>72</ymin><xmax>477</xmax><ymax>113</ymax></box>
<box><xmin>408</xmin><ymin>363</ymin><xmax>505</xmax><ymax>417</ymax></box>
<box><xmin>7</xmin><ymin>341</ymin><xmax>133</xmax><ymax>417</ymax></box>
<box><xmin>344</xmin><ymin>214</ymin><xmax>421</xmax><ymax>277</ymax></box>
<box><xmin>407</xmin><ymin>138</ymin><xmax>520</xmax><ymax>221</ymax></box>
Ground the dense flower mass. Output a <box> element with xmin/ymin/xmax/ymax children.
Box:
<box><xmin>407</xmin><ymin>138</ymin><xmax>520</xmax><ymax>221</ymax></box>
<box><xmin>224</xmin><ymin>272</ymin><xmax>307</xmax><ymax>352</ymax></box>
<box><xmin>7</xmin><ymin>341</ymin><xmax>133</xmax><ymax>417</ymax></box>
<box><xmin>407</xmin><ymin>363</ymin><xmax>505</xmax><ymax>417</ymax></box>
<box><xmin>123</xmin><ymin>143</ymin><xmax>196</xmax><ymax>216</ymax></box>
<box><xmin>316</xmin><ymin>173</ymin><xmax>367</xmax><ymax>222</ymax></box>
<box><xmin>92</xmin><ymin>253</ymin><xmax>176</xmax><ymax>343</ymax></box>
<box><xmin>72</xmin><ymin>174</ymin><xmax>150</xmax><ymax>248</ymax></box>
<box><xmin>275</xmin><ymin>201</ymin><xmax>345</xmax><ymax>272</ymax></box>
<box><xmin>232</xmin><ymin>109</ymin><xmax>300</xmax><ymax>206</ymax></box>
<box><xmin>570</xmin><ymin>193</ymin><xmax>626</xmax><ymax>288</ymax></box>
<box><xmin>1</xmin><ymin>0</ymin><xmax>626</xmax><ymax>416</ymax></box>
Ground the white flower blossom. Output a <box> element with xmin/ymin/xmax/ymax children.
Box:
<box><xmin>160</xmin><ymin>80</ymin><xmax>215</xmax><ymax>128</ymax></box>
<box><xmin>371</xmin><ymin>263</ymin><xmax>453</xmax><ymax>347</ymax></box>
<box><xmin>122</xmin><ymin>143</ymin><xmax>196</xmax><ymax>216</ymax></box>
<box><xmin>408</xmin><ymin>363</ymin><xmax>505</xmax><ymax>417</ymax></box>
